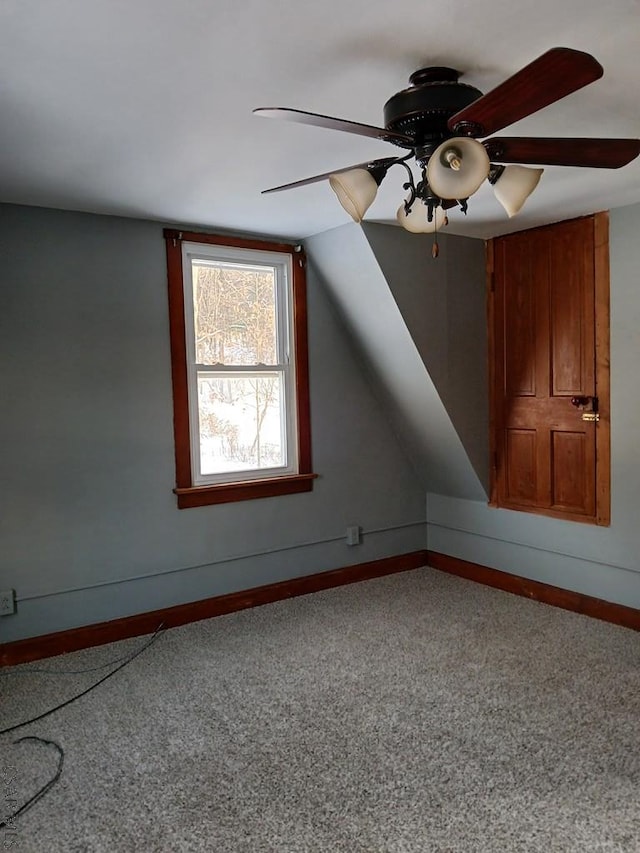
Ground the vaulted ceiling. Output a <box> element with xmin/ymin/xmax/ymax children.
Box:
<box><xmin>1</xmin><ymin>0</ymin><xmax>639</xmax><ymax>239</ymax></box>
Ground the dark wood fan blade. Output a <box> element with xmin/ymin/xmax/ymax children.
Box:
<box><xmin>448</xmin><ymin>48</ymin><xmax>603</xmax><ymax>137</ymax></box>
<box><xmin>254</xmin><ymin>108</ymin><xmax>414</xmax><ymax>146</ymax></box>
<box><xmin>261</xmin><ymin>158</ymin><xmax>399</xmax><ymax>194</ymax></box>
<box><xmin>484</xmin><ymin>137</ymin><xmax>640</xmax><ymax>168</ymax></box>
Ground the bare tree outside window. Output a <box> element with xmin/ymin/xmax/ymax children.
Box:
<box><xmin>192</xmin><ymin>262</ymin><xmax>285</xmax><ymax>474</ymax></box>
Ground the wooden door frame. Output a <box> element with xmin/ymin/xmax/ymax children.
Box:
<box><xmin>487</xmin><ymin>211</ymin><xmax>610</xmax><ymax>526</ymax></box>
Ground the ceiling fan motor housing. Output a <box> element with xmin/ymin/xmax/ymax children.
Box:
<box><xmin>383</xmin><ymin>67</ymin><xmax>483</xmax><ymax>152</ymax></box>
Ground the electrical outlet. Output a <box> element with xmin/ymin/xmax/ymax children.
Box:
<box><xmin>0</xmin><ymin>589</ymin><xmax>16</xmax><ymax>616</ymax></box>
<box><xmin>346</xmin><ymin>525</ymin><xmax>361</xmax><ymax>546</ymax></box>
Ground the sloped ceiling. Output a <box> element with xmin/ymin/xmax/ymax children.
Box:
<box><xmin>361</xmin><ymin>222</ymin><xmax>489</xmax><ymax>491</ymax></box>
<box><xmin>306</xmin><ymin>223</ymin><xmax>487</xmax><ymax>500</ymax></box>
<box><xmin>0</xmin><ymin>0</ymin><xmax>639</xmax><ymax>240</ymax></box>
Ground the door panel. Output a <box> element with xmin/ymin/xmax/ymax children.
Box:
<box><xmin>489</xmin><ymin>213</ymin><xmax>609</xmax><ymax>525</ymax></box>
<box><xmin>504</xmin><ymin>238</ymin><xmax>537</xmax><ymax>397</ymax></box>
<box><xmin>549</xmin><ymin>221</ymin><xmax>594</xmax><ymax>397</ymax></box>
<box><xmin>505</xmin><ymin>429</ymin><xmax>537</xmax><ymax>504</ymax></box>
<box><xmin>551</xmin><ymin>430</ymin><xmax>594</xmax><ymax>514</ymax></box>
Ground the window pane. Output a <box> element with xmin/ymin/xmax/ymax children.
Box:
<box><xmin>197</xmin><ymin>373</ymin><xmax>285</xmax><ymax>475</ymax></box>
<box><xmin>192</xmin><ymin>261</ymin><xmax>277</xmax><ymax>365</ymax></box>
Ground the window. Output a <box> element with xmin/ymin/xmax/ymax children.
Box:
<box><xmin>164</xmin><ymin>230</ymin><xmax>315</xmax><ymax>508</ymax></box>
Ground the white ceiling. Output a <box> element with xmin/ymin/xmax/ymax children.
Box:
<box><xmin>1</xmin><ymin>0</ymin><xmax>639</xmax><ymax>240</ymax></box>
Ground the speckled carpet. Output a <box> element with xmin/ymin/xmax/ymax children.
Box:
<box><xmin>1</xmin><ymin>567</ymin><xmax>639</xmax><ymax>852</ymax></box>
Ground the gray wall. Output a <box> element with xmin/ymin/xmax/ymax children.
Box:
<box><xmin>361</xmin><ymin>223</ymin><xmax>488</xmax><ymax>492</ymax></box>
<box><xmin>0</xmin><ymin>204</ymin><xmax>427</xmax><ymax>643</ymax></box>
<box><xmin>4</xmin><ymin>199</ymin><xmax>636</xmax><ymax>644</ymax></box>
<box><xmin>306</xmin><ymin>224</ymin><xmax>486</xmax><ymax>501</ymax></box>
<box><xmin>428</xmin><ymin>202</ymin><xmax>640</xmax><ymax>608</ymax></box>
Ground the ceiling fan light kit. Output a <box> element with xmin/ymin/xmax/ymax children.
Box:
<box><xmin>255</xmin><ymin>47</ymin><xmax>640</xmax><ymax>253</ymax></box>
<box><xmin>328</xmin><ymin>169</ymin><xmax>379</xmax><ymax>223</ymax></box>
<box><xmin>426</xmin><ymin>137</ymin><xmax>491</xmax><ymax>200</ymax></box>
<box><xmin>489</xmin><ymin>164</ymin><xmax>544</xmax><ymax>218</ymax></box>
<box><xmin>396</xmin><ymin>200</ymin><xmax>446</xmax><ymax>233</ymax></box>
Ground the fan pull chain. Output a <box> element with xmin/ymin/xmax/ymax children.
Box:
<box><xmin>432</xmin><ymin>207</ymin><xmax>440</xmax><ymax>258</ymax></box>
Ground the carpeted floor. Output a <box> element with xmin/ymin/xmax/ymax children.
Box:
<box><xmin>1</xmin><ymin>567</ymin><xmax>639</xmax><ymax>852</ymax></box>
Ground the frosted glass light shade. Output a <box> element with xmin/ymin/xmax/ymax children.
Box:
<box><xmin>427</xmin><ymin>137</ymin><xmax>490</xmax><ymax>199</ymax></box>
<box><xmin>493</xmin><ymin>165</ymin><xmax>544</xmax><ymax>217</ymax></box>
<box><xmin>329</xmin><ymin>169</ymin><xmax>379</xmax><ymax>222</ymax></box>
<box><xmin>396</xmin><ymin>202</ymin><xmax>446</xmax><ymax>233</ymax></box>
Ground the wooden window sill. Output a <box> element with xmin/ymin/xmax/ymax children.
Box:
<box><xmin>174</xmin><ymin>473</ymin><xmax>318</xmax><ymax>508</ymax></box>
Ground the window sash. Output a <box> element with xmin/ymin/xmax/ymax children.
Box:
<box><xmin>181</xmin><ymin>242</ymin><xmax>299</xmax><ymax>486</ymax></box>
<box><xmin>191</xmin><ymin>367</ymin><xmax>295</xmax><ymax>485</ymax></box>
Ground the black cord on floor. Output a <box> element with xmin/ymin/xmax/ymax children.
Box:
<box><xmin>0</xmin><ymin>623</ymin><xmax>165</xmax><ymax>736</ymax></box>
<box><xmin>2</xmin><ymin>646</ymin><xmax>149</xmax><ymax>676</ymax></box>
<box><xmin>0</xmin><ymin>736</ymin><xmax>64</xmax><ymax>829</ymax></box>
<box><xmin>0</xmin><ymin>623</ymin><xmax>166</xmax><ymax>832</ymax></box>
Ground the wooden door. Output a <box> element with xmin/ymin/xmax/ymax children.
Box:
<box><xmin>488</xmin><ymin>213</ymin><xmax>610</xmax><ymax>525</ymax></box>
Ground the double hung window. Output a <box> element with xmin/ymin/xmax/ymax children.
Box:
<box><xmin>164</xmin><ymin>231</ymin><xmax>314</xmax><ymax>508</ymax></box>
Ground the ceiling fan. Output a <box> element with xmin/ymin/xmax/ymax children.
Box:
<box><xmin>254</xmin><ymin>48</ymin><xmax>640</xmax><ymax>252</ymax></box>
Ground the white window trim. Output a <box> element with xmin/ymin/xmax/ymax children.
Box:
<box><xmin>181</xmin><ymin>241</ymin><xmax>299</xmax><ymax>487</ymax></box>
